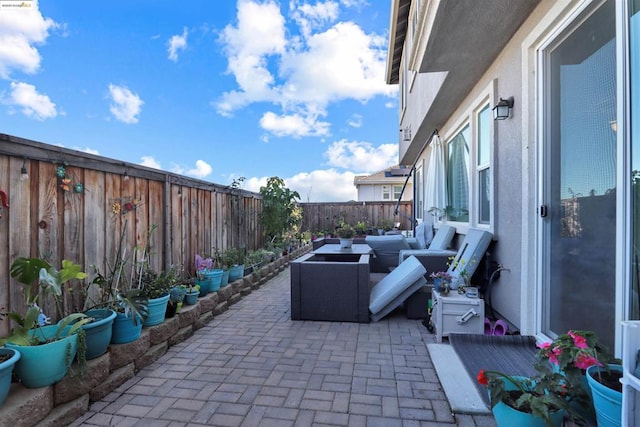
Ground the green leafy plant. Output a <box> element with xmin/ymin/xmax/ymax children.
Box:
<box><xmin>259</xmin><ymin>177</ymin><xmax>302</xmax><ymax>243</ymax></box>
<box><xmin>354</xmin><ymin>221</ymin><xmax>368</xmax><ymax>235</ymax></box>
<box><xmin>336</xmin><ymin>224</ymin><xmax>355</xmax><ymax>239</ymax></box>
<box><xmin>83</xmin><ymin>220</ymin><xmax>149</xmax><ymax>324</ymax></box>
<box><xmin>477</xmin><ymin>369</ymin><xmax>574</xmax><ymax>426</ymax></box>
<box><xmin>1</xmin><ymin>257</ymin><xmax>91</xmax><ymax>347</ymax></box>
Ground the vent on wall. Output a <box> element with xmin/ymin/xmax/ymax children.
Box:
<box><xmin>401</xmin><ymin>125</ymin><xmax>412</xmax><ymax>141</ymax></box>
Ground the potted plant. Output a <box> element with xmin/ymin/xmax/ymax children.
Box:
<box><xmin>225</xmin><ymin>247</ymin><xmax>245</xmax><ymax>281</ymax></box>
<box><xmin>354</xmin><ymin>221</ymin><xmax>368</xmax><ymax>236</ymax></box>
<box><xmin>537</xmin><ymin>330</ymin><xmax>619</xmax><ymax>426</ymax></box>
<box><xmin>478</xmin><ymin>369</ymin><xmax>570</xmax><ymax>427</ymax></box>
<box><xmin>336</xmin><ymin>223</ymin><xmax>355</xmax><ymax>249</ymax></box>
<box><xmin>139</xmin><ymin>268</ymin><xmax>171</xmax><ymax>327</ymax></box>
<box><xmin>0</xmin><ymin>348</ymin><xmax>20</xmax><ymax>406</ymax></box>
<box><xmin>84</xmin><ymin>223</ymin><xmax>149</xmax><ymax>345</ymax></box>
<box><xmin>167</xmin><ymin>272</ymin><xmax>187</xmax><ymax>318</ymax></box>
<box><xmin>430</xmin><ymin>271</ymin><xmax>453</xmax><ymax>295</ymax></box>
<box><xmin>195</xmin><ymin>253</ymin><xmax>216</xmax><ymax>296</ymax></box>
<box><xmin>183</xmin><ymin>281</ymin><xmax>200</xmax><ymax>305</ymax></box>
<box><xmin>1</xmin><ymin>257</ymin><xmax>91</xmax><ymax>388</ymax></box>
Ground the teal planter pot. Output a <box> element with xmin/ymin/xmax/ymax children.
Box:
<box><xmin>196</xmin><ymin>276</ymin><xmax>210</xmax><ymax>296</ymax></box>
<box><xmin>229</xmin><ymin>264</ymin><xmax>244</xmax><ymax>281</ymax></box>
<box><xmin>83</xmin><ymin>308</ymin><xmax>117</xmax><ymax>359</ymax></box>
<box><xmin>586</xmin><ymin>364</ymin><xmax>622</xmax><ymax>427</ymax></box>
<box><xmin>184</xmin><ymin>291</ymin><xmax>199</xmax><ymax>305</ymax></box>
<box><xmin>0</xmin><ymin>348</ymin><xmax>20</xmax><ymax>406</ymax></box>
<box><xmin>111</xmin><ymin>312</ymin><xmax>143</xmax><ymax>344</ymax></box>
<box><xmin>143</xmin><ymin>294</ymin><xmax>170</xmax><ymax>327</ymax></box>
<box><xmin>221</xmin><ymin>269</ymin><xmax>230</xmax><ymax>287</ymax></box>
<box><xmin>489</xmin><ymin>375</ymin><xmax>564</xmax><ymax>427</ymax></box>
<box><xmin>209</xmin><ymin>269</ymin><xmax>223</xmax><ymax>292</ymax></box>
<box><xmin>6</xmin><ymin>325</ymin><xmax>78</xmax><ymax>388</ymax></box>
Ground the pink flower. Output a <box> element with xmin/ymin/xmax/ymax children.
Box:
<box><xmin>537</xmin><ymin>342</ymin><xmax>552</xmax><ymax>350</ymax></box>
<box><xmin>574</xmin><ymin>353</ymin><xmax>602</xmax><ymax>370</ymax></box>
<box><xmin>548</xmin><ymin>346</ymin><xmax>562</xmax><ymax>365</ymax></box>
<box><xmin>568</xmin><ymin>331</ymin><xmax>588</xmax><ymax>349</ymax></box>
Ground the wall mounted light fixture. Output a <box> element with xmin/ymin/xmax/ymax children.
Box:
<box><xmin>20</xmin><ymin>158</ymin><xmax>29</xmax><ymax>181</ymax></box>
<box><xmin>492</xmin><ymin>96</ymin><xmax>514</xmax><ymax>120</ymax></box>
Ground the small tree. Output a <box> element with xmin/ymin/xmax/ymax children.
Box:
<box><xmin>259</xmin><ymin>177</ymin><xmax>301</xmax><ymax>242</ymax></box>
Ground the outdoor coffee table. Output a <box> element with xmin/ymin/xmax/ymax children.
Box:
<box><xmin>312</xmin><ymin>243</ymin><xmax>373</xmax><ymax>256</ymax></box>
<box><xmin>290</xmin><ymin>246</ymin><xmax>371</xmax><ymax>322</ymax></box>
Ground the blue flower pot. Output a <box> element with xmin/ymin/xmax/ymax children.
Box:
<box><xmin>143</xmin><ymin>294</ymin><xmax>170</xmax><ymax>327</ymax></box>
<box><xmin>229</xmin><ymin>264</ymin><xmax>244</xmax><ymax>281</ymax></box>
<box><xmin>209</xmin><ymin>269</ymin><xmax>223</xmax><ymax>292</ymax></box>
<box><xmin>196</xmin><ymin>276</ymin><xmax>210</xmax><ymax>296</ymax></box>
<box><xmin>586</xmin><ymin>364</ymin><xmax>622</xmax><ymax>427</ymax></box>
<box><xmin>0</xmin><ymin>348</ymin><xmax>20</xmax><ymax>405</ymax></box>
<box><xmin>111</xmin><ymin>312</ymin><xmax>143</xmax><ymax>344</ymax></box>
<box><xmin>221</xmin><ymin>269</ymin><xmax>230</xmax><ymax>287</ymax></box>
<box><xmin>184</xmin><ymin>291</ymin><xmax>199</xmax><ymax>305</ymax></box>
<box><xmin>83</xmin><ymin>308</ymin><xmax>117</xmax><ymax>359</ymax></box>
<box><xmin>6</xmin><ymin>325</ymin><xmax>78</xmax><ymax>388</ymax></box>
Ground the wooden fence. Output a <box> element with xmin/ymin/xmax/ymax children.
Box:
<box><xmin>299</xmin><ymin>201</ymin><xmax>414</xmax><ymax>235</ymax></box>
<box><xmin>0</xmin><ymin>133</ymin><xmax>264</xmax><ymax>335</ymax></box>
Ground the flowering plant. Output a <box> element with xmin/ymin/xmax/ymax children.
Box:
<box><xmin>430</xmin><ymin>271</ymin><xmax>452</xmax><ymax>281</ymax></box>
<box><xmin>477</xmin><ymin>369</ymin><xmax>573</xmax><ymax>426</ymax></box>
<box><xmin>536</xmin><ymin>330</ymin><xmax>611</xmax><ymax>374</ymax></box>
<box><xmin>195</xmin><ymin>254</ymin><xmax>213</xmax><ymax>271</ymax></box>
<box><xmin>536</xmin><ymin>330</ymin><xmax>617</xmax><ymax>413</ymax></box>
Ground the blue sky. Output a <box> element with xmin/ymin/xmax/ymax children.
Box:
<box><xmin>0</xmin><ymin>0</ymin><xmax>399</xmax><ymax>201</ymax></box>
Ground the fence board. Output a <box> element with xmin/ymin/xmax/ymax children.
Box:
<box><xmin>299</xmin><ymin>201</ymin><xmax>413</xmax><ymax>235</ymax></box>
<box><xmin>0</xmin><ymin>157</ymin><xmax>9</xmax><ymax>337</ymax></box>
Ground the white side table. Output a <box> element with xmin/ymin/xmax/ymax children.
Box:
<box><xmin>431</xmin><ymin>288</ymin><xmax>485</xmax><ymax>343</ymax></box>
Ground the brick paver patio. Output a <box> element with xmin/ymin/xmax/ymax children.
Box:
<box><xmin>71</xmin><ymin>268</ymin><xmax>496</xmax><ymax>426</ymax></box>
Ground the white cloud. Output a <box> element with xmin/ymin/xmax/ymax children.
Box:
<box><xmin>240</xmin><ymin>139</ymin><xmax>395</xmax><ymax>202</ymax></box>
<box><xmin>8</xmin><ymin>81</ymin><xmax>57</xmax><ymax>120</ymax></box>
<box><xmin>259</xmin><ymin>109</ymin><xmax>330</xmax><ymax>138</ymax></box>
<box><xmin>185</xmin><ymin>160</ymin><xmax>213</xmax><ymax>178</ymax></box>
<box><xmin>140</xmin><ymin>156</ymin><xmax>161</xmax><ymax>169</ymax></box>
<box><xmin>324</xmin><ymin>139</ymin><xmax>397</xmax><ymax>173</ymax></box>
<box><xmin>290</xmin><ymin>0</ymin><xmax>339</xmax><ymax>38</ymax></box>
<box><xmin>347</xmin><ymin>114</ymin><xmax>362</xmax><ymax>128</ymax></box>
<box><xmin>108</xmin><ymin>84</ymin><xmax>143</xmax><ymax>124</ymax></box>
<box><xmin>167</xmin><ymin>27</ymin><xmax>188</xmax><ymax>62</ymax></box>
<box><xmin>0</xmin><ymin>3</ymin><xmax>58</xmax><ymax>79</ymax></box>
<box><xmin>243</xmin><ymin>169</ymin><xmax>357</xmax><ymax>202</ymax></box>
<box><xmin>77</xmin><ymin>147</ymin><xmax>99</xmax><ymax>155</ymax></box>
<box><xmin>215</xmin><ymin>0</ymin><xmax>285</xmax><ymax>115</ymax></box>
<box><xmin>215</xmin><ymin>0</ymin><xmax>395</xmax><ymax>136</ymax></box>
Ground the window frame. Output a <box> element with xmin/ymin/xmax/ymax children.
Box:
<box><xmin>442</xmin><ymin>84</ymin><xmax>495</xmax><ymax>232</ymax></box>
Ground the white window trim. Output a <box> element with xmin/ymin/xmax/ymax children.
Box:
<box><xmin>441</xmin><ymin>81</ymin><xmax>496</xmax><ymax>234</ymax></box>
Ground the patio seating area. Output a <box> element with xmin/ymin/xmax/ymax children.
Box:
<box><xmin>71</xmin><ymin>265</ymin><xmax>496</xmax><ymax>426</ymax></box>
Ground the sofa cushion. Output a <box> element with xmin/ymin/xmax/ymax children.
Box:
<box><xmin>429</xmin><ymin>225</ymin><xmax>455</xmax><ymax>250</ymax></box>
<box><xmin>414</xmin><ymin>222</ymin><xmax>428</xmax><ymax>249</ymax></box>
<box><xmin>369</xmin><ymin>255</ymin><xmax>427</xmax><ymax>321</ymax></box>
<box><xmin>365</xmin><ymin>234</ymin><xmax>412</xmax><ymax>273</ymax></box>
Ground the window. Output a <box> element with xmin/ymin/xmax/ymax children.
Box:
<box><xmin>447</xmin><ymin>125</ymin><xmax>470</xmax><ymax>222</ymax></box>
<box><xmin>442</xmin><ymin>86</ymin><xmax>494</xmax><ymax>228</ymax></box>
<box><xmin>393</xmin><ymin>185</ymin><xmax>403</xmax><ymax>200</ymax></box>
<box><xmin>477</xmin><ymin>105</ymin><xmax>491</xmax><ymax>224</ymax></box>
<box><xmin>382</xmin><ymin>185</ymin><xmax>390</xmax><ymax>200</ymax></box>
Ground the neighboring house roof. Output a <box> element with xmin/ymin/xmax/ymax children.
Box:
<box><xmin>354</xmin><ymin>165</ymin><xmax>411</xmax><ymax>186</ymax></box>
